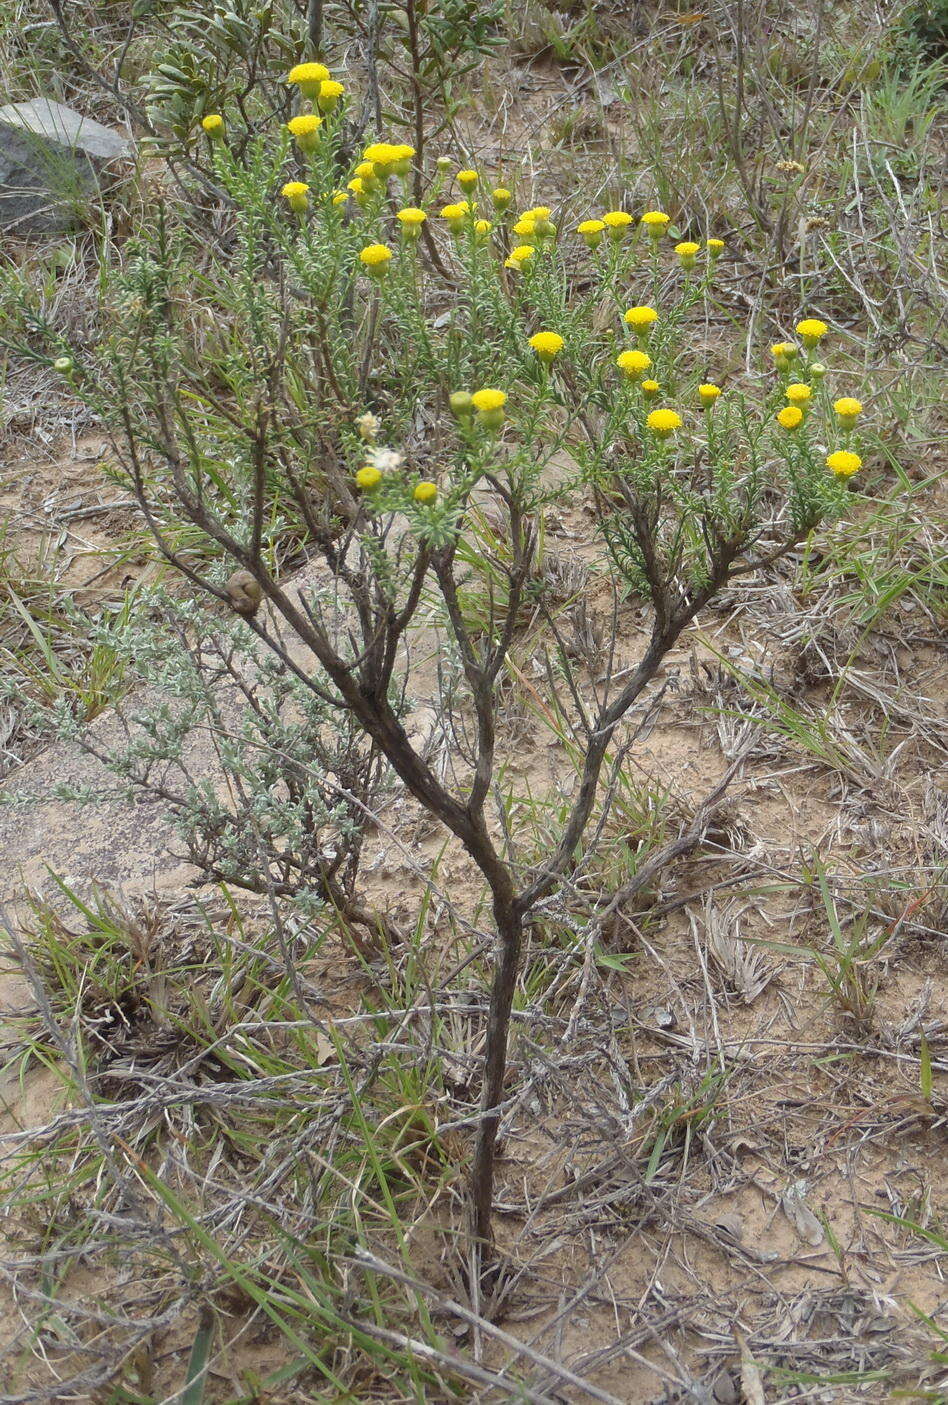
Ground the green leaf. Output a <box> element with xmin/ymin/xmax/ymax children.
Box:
<box><xmin>866</xmin><ymin>1208</ymin><xmax>948</xmax><ymax>1253</ymax></box>
<box><xmin>182</xmin><ymin>1312</ymin><xmax>214</xmax><ymax>1405</ymax></box>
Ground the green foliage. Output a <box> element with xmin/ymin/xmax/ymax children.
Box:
<box><xmin>415</xmin><ymin>0</ymin><xmax>506</xmax><ymax>73</ymax></box>
<box><xmin>139</xmin><ymin>0</ymin><xmax>298</xmax><ymax>148</ymax></box>
<box><xmin>135</xmin><ymin>0</ymin><xmax>505</xmax><ymax>159</ymax></box>
<box><xmin>894</xmin><ymin>0</ymin><xmax>948</xmax><ymax>62</ymax></box>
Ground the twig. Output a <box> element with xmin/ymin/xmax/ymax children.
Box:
<box><xmin>348</xmin><ymin>1247</ymin><xmax>627</xmax><ymax>1405</ymax></box>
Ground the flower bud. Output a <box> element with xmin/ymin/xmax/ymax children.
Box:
<box><xmin>226</xmin><ymin>570</ymin><xmax>263</xmax><ymax>616</ymax></box>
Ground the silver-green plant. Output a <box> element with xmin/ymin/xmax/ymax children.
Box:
<box><xmin>53</xmin><ymin>590</ymin><xmax>395</xmax><ymax>950</ymax></box>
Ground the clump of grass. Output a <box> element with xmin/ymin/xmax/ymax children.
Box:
<box><xmin>0</xmin><ymin>880</ymin><xmax>482</xmax><ymax>1401</ymax></box>
<box><xmin>0</xmin><ymin>531</ymin><xmax>135</xmax><ymax>775</ymax></box>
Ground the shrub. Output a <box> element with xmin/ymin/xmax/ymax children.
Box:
<box><xmin>58</xmin><ymin>65</ymin><xmax>869</xmax><ymax>1273</ymax></box>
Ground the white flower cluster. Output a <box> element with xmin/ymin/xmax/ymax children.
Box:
<box><xmin>355</xmin><ymin>411</ymin><xmax>380</xmax><ymax>442</ymax></box>
<box><xmin>366</xmin><ymin>446</ymin><xmax>405</xmax><ymax>473</ymax></box>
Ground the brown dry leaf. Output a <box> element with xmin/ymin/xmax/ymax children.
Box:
<box><xmin>702</xmin><ymin>899</ymin><xmax>777</xmax><ymax>1004</ymax></box>
<box><xmin>733</xmin><ymin>1326</ymin><xmax>766</xmax><ymax>1405</ymax></box>
<box><xmin>780</xmin><ymin>1180</ymin><xmax>824</xmax><ymax>1247</ymax></box>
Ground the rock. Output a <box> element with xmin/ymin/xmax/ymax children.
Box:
<box><xmin>0</xmin><ymin>98</ymin><xmax>133</xmax><ymax>234</ymax></box>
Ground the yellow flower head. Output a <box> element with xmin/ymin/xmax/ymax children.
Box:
<box><xmin>288</xmin><ymin>61</ymin><xmax>330</xmax><ymax>98</ymax></box>
<box><xmin>413</xmin><ymin>481</ymin><xmax>438</xmax><ymax>504</ymax></box>
<box><xmin>362</xmin><ymin>141</ymin><xmax>413</xmax><ymax>174</ymax></box>
<box><xmin>603</xmin><ymin>210</ymin><xmax>633</xmax><ymax>238</ymax></box>
<box><xmin>641</xmin><ymin>379</ymin><xmax>660</xmax><ymax>397</ymax></box>
<box><xmin>471</xmin><ymin>388</ymin><xmax>507</xmax><ymax>412</ymax></box>
<box><xmin>201</xmin><ymin>113</ymin><xmax>224</xmax><ymax>138</ymax></box>
<box><xmin>706</xmin><ymin>238</ymin><xmax>725</xmax><ymax>257</ymax></box>
<box><xmin>777</xmin><ymin>405</ymin><xmax>803</xmax><ymax>430</ymax></box>
<box><xmin>363</xmin><ymin>141</ymin><xmax>396</xmax><ymax>167</ymax></box>
<box><xmin>785</xmin><ymin>383</ymin><xmax>812</xmax><ymax>404</ymax></box>
<box><xmin>698</xmin><ymin>383</ymin><xmax>722</xmax><ymax>405</ymax></box>
<box><xmin>624</xmin><ymin>305</ymin><xmax>659</xmax><ymax>334</ymax></box>
<box><xmin>281</xmin><ymin>180</ymin><xmax>310</xmax><ymax>213</ymax></box>
<box><xmin>515</xmin><ymin>204</ymin><xmax>554</xmax><ymax>236</ymax></box>
<box><xmin>529</xmin><ymin>331</ymin><xmax>564</xmax><ymax>363</ymax></box>
<box><xmin>471</xmin><ymin>387</ymin><xmax>507</xmax><ymax>429</ymax></box>
<box><xmin>457</xmin><ymin>169</ymin><xmax>479</xmax><ymax>192</ymax></box>
<box><xmin>355</xmin><ymin>465</ymin><xmax>382</xmax><ymax>491</ymax></box>
<box><xmin>331</xmin><ymin>191</ymin><xmax>348</xmax><ymax>205</ymax></box>
<box><xmin>647</xmin><ymin>408</ymin><xmax>682</xmax><ymax>438</ymax></box>
<box><xmin>287</xmin><ymin>113</ymin><xmax>322</xmax><ymax>150</ymax></box>
<box><xmin>577</xmin><ymin>218</ymin><xmax>606</xmax><ymax>249</ymax></box>
<box><xmin>675</xmin><ymin>240</ymin><xmax>701</xmax><ymax>268</ymax></box>
<box><xmin>641</xmin><ymin>210</ymin><xmax>670</xmax><ymax>237</ymax></box>
<box><xmin>833</xmin><ymin>397</ymin><xmax>862</xmax><ymax>427</ymax></box>
<box><xmin>354</xmin><ymin>160</ymin><xmax>379</xmax><ymax>185</ymax></box>
<box><xmin>505</xmin><ymin>245</ymin><xmax>535</xmax><ymax>269</ymax></box>
<box><xmin>770</xmin><ymin>341</ymin><xmax>798</xmax><ymax>369</ymax></box>
<box><xmin>796</xmin><ymin>317</ymin><xmax>828</xmax><ymax>347</ymax></box>
<box><xmin>616</xmin><ymin>349</ymin><xmax>652</xmax><ymax>381</ymax></box>
<box><xmin>289</xmin><ymin>61</ymin><xmax>329</xmax><ymax>83</ymax></box>
<box><xmin>826</xmin><ymin>450</ymin><xmax>862</xmax><ymax>478</ymax></box>
<box><xmin>347</xmin><ymin>177</ymin><xmax>365</xmax><ymax>196</ymax></box>
<box><xmin>492</xmin><ymin>187</ymin><xmax>512</xmax><ymax>210</ymax></box>
<box><xmin>317</xmin><ymin>79</ymin><xmax>345</xmax><ymax>111</ymax></box>
<box><xmin>359</xmin><ymin>243</ymin><xmax>393</xmax><ymax>276</ymax></box>
<box><xmin>474</xmin><ymin>219</ymin><xmax>493</xmax><ymax>238</ymax></box>
<box><xmin>288</xmin><ymin>114</ymin><xmax>322</xmax><ymax>135</ymax></box>
<box><xmin>397</xmin><ymin>206</ymin><xmax>427</xmax><ymax>239</ymax></box>
<box><xmin>440</xmin><ymin>202</ymin><xmax>468</xmax><ymax>231</ymax></box>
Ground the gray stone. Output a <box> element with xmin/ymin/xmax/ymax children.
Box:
<box><xmin>0</xmin><ymin>98</ymin><xmax>133</xmax><ymax>234</ymax></box>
